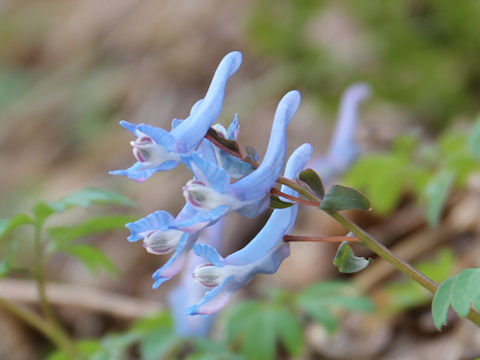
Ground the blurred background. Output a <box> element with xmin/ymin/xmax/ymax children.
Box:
<box><xmin>1</xmin><ymin>0</ymin><xmax>480</xmax><ymax>359</ymax></box>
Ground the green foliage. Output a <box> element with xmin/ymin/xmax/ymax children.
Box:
<box><xmin>47</xmin><ymin>215</ymin><xmax>136</xmax><ymax>246</ymax></box>
<box><xmin>225</xmin><ymin>301</ymin><xmax>303</xmax><ymax>360</ymax></box>
<box><xmin>425</xmin><ymin>170</ymin><xmax>454</xmax><ymax>226</ymax></box>
<box><xmin>0</xmin><ymin>188</ymin><xmax>134</xmax><ymax>278</ymax></box>
<box><xmin>299</xmin><ymin>168</ymin><xmax>325</xmax><ymax>198</ymax></box>
<box><xmin>468</xmin><ymin>116</ymin><xmax>480</xmax><ymax>160</ymax></box>
<box><xmin>297</xmin><ymin>281</ymin><xmax>374</xmax><ymax>334</ymax></box>
<box><xmin>346</xmin><ymin>125</ymin><xmax>480</xmax><ymax>221</ymax></box>
<box><xmin>0</xmin><ymin>214</ymin><xmax>33</xmax><ymax>240</ymax></box>
<box><xmin>333</xmin><ymin>242</ymin><xmax>370</xmax><ymax>273</ymax></box>
<box><xmin>249</xmin><ymin>0</ymin><xmax>480</xmax><ymax>128</ymax></box>
<box><xmin>432</xmin><ymin>268</ymin><xmax>480</xmax><ymax>330</ymax></box>
<box><xmin>60</xmin><ymin>244</ymin><xmax>118</xmax><ymax>276</ymax></box>
<box><xmin>319</xmin><ymin>185</ymin><xmax>371</xmax><ymax>212</ymax></box>
<box><xmin>382</xmin><ymin>249</ymin><xmax>455</xmax><ymax>314</ymax></box>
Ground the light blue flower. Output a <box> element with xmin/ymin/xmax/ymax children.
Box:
<box><xmin>168</xmin><ymin>220</ymin><xmax>225</xmax><ymax>336</ymax></box>
<box><xmin>309</xmin><ymin>83</ymin><xmax>370</xmax><ymax>184</ymax></box>
<box><xmin>125</xmin><ymin>204</ymin><xmax>202</xmax><ymax>287</ymax></box>
<box><xmin>178</xmin><ymin>90</ymin><xmax>301</xmax><ymax>233</ymax></box>
<box><xmin>185</xmin><ymin>143</ymin><xmax>314</xmax><ymax>316</ymax></box>
<box><xmin>110</xmin><ymin>51</ymin><xmax>243</xmax><ymax>182</ymax></box>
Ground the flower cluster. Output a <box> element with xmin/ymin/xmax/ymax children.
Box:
<box><xmin>112</xmin><ymin>51</ymin><xmax>370</xmax><ymax>326</ymax></box>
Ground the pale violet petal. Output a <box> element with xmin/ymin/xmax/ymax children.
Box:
<box><xmin>192</xmin><ymin>243</ymin><xmax>224</xmax><ymax>267</ymax></box>
<box><xmin>182</xmin><ymin>153</ymin><xmax>229</xmax><ymax>193</ymax></box>
<box><xmin>171</xmin><ymin>52</ymin><xmax>242</xmax><ymax>152</ymax></box>
<box><xmin>231</xmin><ymin>90</ymin><xmax>301</xmax><ymax>201</ymax></box>
<box><xmin>186</xmin><ymin>275</ymin><xmax>237</xmax><ymax>316</ymax></box>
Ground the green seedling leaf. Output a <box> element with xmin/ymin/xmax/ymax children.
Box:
<box><xmin>0</xmin><ymin>214</ymin><xmax>33</xmax><ymax>239</ymax></box>
<box><xmin>319</xmin><ymin>185</ymin><xmax>370</xmax><ymax>212</ymax></box>
<box><xmin>57</xmin><ymin>188</ymin><xmax>135</xmax><ymax>210</ymax></box>
<box><xmin>299</xmin><ymin>168</ymin><xmax>324</xmax><ymax>198</ymax></box>
<box><xmin>0</xmin><ymin>241</ymin><xmax>18</xmax><ymax>279</ymax></box>
<box><xmin>61</xmin><ymin>244</ymin><xmax>118</xmax><ymax>276</ymax></box>
<box><xmin>273</xmin><ymin>307</ymin><xmax>304</xmax><ymax>356</ymax></box>
<box><xmin>468</xmin><ymin>116</ymin><xmax>480</xmax><ymax>160</ymax></box>
<box><xmin>225</xmin><ymin>301</ymin><xmax>302</xmax><ymax>360</ymax></box>
<box><xmin>451</xmin><ymin>268</ymin><xmax>480</xmax><ymax>318</ymax></box>
<box><xmin>425</xmin><ymin>170</ymin><xmax>455</xmax><ymax>227</ymax></box>
<box><xmin>432</xmin><ymin>277</ymin><xmax>455</xmax><ymax>330</ymax></box>
<box><xmin>269</xmin><ymin>195</ymin><xmax>295</xmax><ymax>209</ymax></box>
<box><xmin>432</xmin><ymin>268</ymin><xmax>480</xmax><ymax>330</ymax></box>
<box><xmin>33</xmin><ymin>201</ymin><xmax>59</xmax><ymax>224</ymax></box>
<box><xmin>47</xmin><ymin>340</ymin><xmax>102</xmax><ymax>360</ymax></box>
<box><xmin>333</xmin><ymin>242</ymin><xmax>370</xmax><ymax>273</ymax></box>
<box><xmin>47</xmin><ymin>215</ymin><xmax>136</xmax><ymax>246</ymax></box>
<box><xmin>297</xmin><ymin>280</ymin><xmax>374</xmax><ymax>334</ymax></box>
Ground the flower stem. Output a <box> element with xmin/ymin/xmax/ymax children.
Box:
<box><xmin>270</xmin><ymin>188</ymin><xmax>320</xmax><ymax>207</ymax></box>
<box><xmin>32</xmin><ymin>222</ymin><xmax>79</xmax><ymax>357</ymax></box>
<box><xmin>0</xmin><ymin>297</ymin><xmax>78</xmax><ymax>357</ymax></box>
<box><xmin>326</xmin><ymin>210</ymin><xmax>480</xmax><ymax>327</ymax></box>
<box><xmin>284</xmin><ymin>235</ymin><xmax>358</xmax><ymax>243</ymax></box>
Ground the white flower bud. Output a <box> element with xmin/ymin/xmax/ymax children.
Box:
<box><xmin>143</xmin><ymin>229</ymin><xmax>183</xmax><ymax>255</ymax></box>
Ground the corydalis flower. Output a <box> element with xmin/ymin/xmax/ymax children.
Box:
<box><xmin>125</xmin><ymin>204</ymin><xmax>202</xmax><ymax>287</ymax></box>
<box><xmin>310</xmin><ymin>83</ymin><xmax>370</xmax><ymax>183</ymax></box>
<box><xmin>178</xmin><ymin>90</ymin><xmax>301</xmax><ymax>232</ymax></box>
<box><xmin>186</xmin><ymin>143</ymin><xmax>314</xmax><ymax>316</ymax></box>
<box><xmin>110</xmin><ymin>51</ymin><xmax>242</xmax><ymax>182</ymax></box>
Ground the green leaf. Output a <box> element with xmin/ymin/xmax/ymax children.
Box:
<box><xmin>297</xmin><ymin>281</ymin><xmax>374</xmax><ymax>334</ymax></box>
<box><xmin>0</xmin><ymin>214</ymin><xmax>33</xmax><ymax>239</ymax></box>
<box><xmin>319</xmin><ymin>185</ymin><xmax>370</xmax><ymax>212</ymax></box>
<box><xmin>345</xmin><ymin>154</ymin><xmax>408</xmax><ymax>214</ymax></box>
<box><xmin>47</xmin><ymin>215</ymin><xmax>135</xmax><ymax>246</ymax></box>
<box><xmin>468</xmin><ymin>116</ymin><xmax>480</xmax><ymax>160</ymax></box>
<box><xmin>47</xmin><ymin>340</ymin><xmax>102</xmax><ymax>360</ymax></box>
<box><xmin>226</xmin><ymin>302</ymin><xmax>302</xmax><ymax>360</ymax></box>
<box><xmin>424</xmin><ymin>170</ymin><xmax>455</xmax><ymax>227</ymax></box>
<box><xmin>269</xmin><ymin>195</ymin><xmax>295</xmax><ymax>209</ymax></box>
<box><xmin>432</xmin><ymin>268</ymin><xmax>480</xmax><ymax>330</ymax></box>
<box><xmin>432</xmin><ymin>277</ymin><xmax>455</xmax><ymax>330</ymax></box>
<box><xmin>33</xmin><ymin>201</ymin><xmax>59</xmax><ymax>224</ymax></box>
<box><xmin>333</xmin><ymin>242</ymin><xmax>370</xmax><ymax>273</ymax></box>
<box><xmin>0</xmin><ymin>241</ymin><xmax>18</xmax><ymax>279</ymax></box>
<box><xmin>61</xmin><ymin>244</ymin><xmax>118</xmax><ymax>276</ymax></box>
<box><xmin>451</xmin><ymin>268</ymin><xmax>480</xmax><ymax>318</ymax></box>
<box><xmin>57</xmin><ymin>188</ymin><xmax>135</xmax><ymax>210</ymax></box>
<box><xmin>274</xmin><ymin>307</ymin><xmax>304</xmax><ymax>356</ymax></box>
<box><xmin>299</xmin><ymin>168</ymin><xmax>325</xmax><ymax>198</ymax></box>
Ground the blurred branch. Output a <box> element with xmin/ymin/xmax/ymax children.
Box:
<box><xmin>0</xmin><ymin>279</ymin><xmax>160</xmax><ymax>319</ymax></box>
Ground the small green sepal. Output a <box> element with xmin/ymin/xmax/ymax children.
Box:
<box><xmin>333</xmin><ymin>242</ymin><xmax>370</xmax><ymax>273</ymax></box>
<box><xmin>299</xmin><ymin>169</ymin><xmax>325</xmax><ymax>198</ymax></box>
<box><xmin>270</xmin><ymin>195</ymin><xmax>295</xmax><ymax>209</ymax></box>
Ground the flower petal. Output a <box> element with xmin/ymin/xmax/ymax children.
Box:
<box><xmin>231</xmin><ymin>90</ymin><xmax>301</xmax><ymax>201</ymax></box>
<box><xmin>192</xmin><ymin>243</ymin><xmax>224</xmax><ymax>267</ymax></box>
<box><xmin>186</xmin><ymin>275</ymin><xmax>237</xmax><ymax>316</ymax></box>
<box><xmin>171</xmin><ymin>51</ymin><xmax>243</xmax><ymax>152</ymax></box>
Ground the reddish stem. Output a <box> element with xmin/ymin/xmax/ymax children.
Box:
<box><xmin>283</xmin><ymin>235</ymin><xmax>359</xmax><ymax>243</ymax></box>
<box><xmin>270</xmin><ymin>188</ymin><xmax>320</xmax><ymax>207</ymax></box>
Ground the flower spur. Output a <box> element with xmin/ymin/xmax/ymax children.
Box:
<box><xmin>177</xmin><ymin>90</ymin><xmax>301</xmax><ymax>234</ymax></box>
<box><xmin>110</xmin><ymin>51</ymin><xmax>242</xmax><ymax>182</ymax></box>
<box><xmin>186</xmin><ymin>142</ymin><xmax>314</xmax><ymax>316</ymax></box>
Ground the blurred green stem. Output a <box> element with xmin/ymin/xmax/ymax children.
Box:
<box><xmin>0</xmin><ymin>297</ymin><xmax>78</xmax><ymax>357</ymax></box>
<box><xmin>33</xmin><ymin>222</ymin><xmax>79</xmax><ymax>357</ymax></box>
